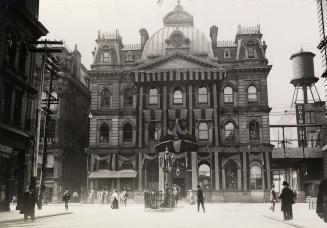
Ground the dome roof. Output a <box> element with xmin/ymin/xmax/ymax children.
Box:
<box><xmin>163</xmin><ymin>4</ymin><xmax>193</xmax><ymax>26</ymax></box>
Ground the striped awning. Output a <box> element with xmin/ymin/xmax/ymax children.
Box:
<box><xmin>88</xmin><ymin>169</ymin><xmax>137</xmax><ymax>179</ymax></box>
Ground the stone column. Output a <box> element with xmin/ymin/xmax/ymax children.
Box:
<box><xmin>243</xmin><ymin>151</ymin><xmax>247</xmax><ymax>190</ymax></box>
<box><xmin>191</xmin><ymin>152</ymin><xmax>198</xmax><ymax>190</ymax></box>
<box><xmin>214</xmin><ymin>152</ymin><xmax>220</xmax><ymax>190</ymax></box>
<box><xmin>222</xmin><ymin>169</ymin><xmax>226</xmax><ymax>190</ymax></box>
<box><xmin>237</xmin><ymin>169</ymin><xmax>242</xmax><ymax>190</ymax></box>
<box><xmin>162</xmin><ymin>84</ymin><xmax>167</xmax><ymax>133</ymax></box>
<box><xmin>188</xmin><ymin>85</ymin><xmax>193</xmax><ymax>132</ymax></box>
<box><xmin>213</xmin><ymin>83</ymin><xmax>219</xmax><ymax>146</ymax></box>
<box><xmin>138</xmin><ymin>86</ymin><xmax>144</xmax><ymax>147</ymax></box>
<box><xmin>158</xmin><ymin>152</ymin><xmax>164</xmax><ymax>191</ymax></box>
<box><xmin>265</xmin><ymin>151</ymin><xmax>271</xmax><ymax>189</ymax></box>
<box><xmin>138</xmin><ymin>153</ymin><xmax>143</xmax><ymax>191</ymax></box>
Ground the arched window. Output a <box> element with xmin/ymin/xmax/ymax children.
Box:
<box><xmin>250</xmin><ymin>164</ymin><xmax>262</xmax><ymax>189</ymax></box>
<box><xmin>199</xmin><ymin>122</ymin><xmax>209</xmax><ymax>140</ymax></box>
<box><xmin>173</xmin><ymin>88</ymin><xmax>183</xmax><ymax>104</ymax></box>
<box><xmin>18</xmin><ymin>43</ymin><xmax>27</xmax><ymax>73</ymax></box>
<box><xmin>198</xmin><ymin>86</ymin><xmax>208</xmax><ymax>104</ymax></box>
<box><xmin>7</xmin><ymin>33</ymin><xmax>17</xmax><ymax>66</ymax></box>
<box><xmin>149</xmin><ymin>88</ymin><xmax>158</xmax><ymax>105</ymax></box>
<box><xmin>124</xmin><ymin>88</ymin><xmax>133</xmax><ymax>106</ymax></box>
<box><xmin>224</xmin><ymin>121</ymin><xmax>235</xmax><ymax>141</ymax></box>
<box><xmin>123</xmin><ymin>123</ymin><xmax>133</xmax><ymax>142</ymax></box>
<box><xmin>223</xmin><ymin>86</ymin><xmax>233</xmax><ymax>103</ymax></box>
<box><xmin>249</xmin><ymin>121</ymin><xmax>260</xmax><ymax>140</ymax></box>
<box><xmin>148</xmin><ymin>121</ymin><xmax>158</xmax><ymax>140</ymax></box>
<box><xmin>247</xmin><ymin>85</ymin><xmax>258</xmax><ymax>103</ymax></box>
<box><xmin>225</xmin><ymin>160</ymin><xmax>238</xmax><ymax>190</ymax></box>
<box><xmin>101</xmin><ymin>89</ymin><xmax>111</xmax><ymax>108</ymax></box>
<box><xmin>198</xmin><ymin>163</ymin><xmax>211</xmax><ymax>190</ymax></box>
<box><xmin>99</xmin><ymin>123</ymin><xmax>109</xmax><ymax>143</ymax></box>
<box><xmin>121</xmin><ymin>161</ymin><xmax>133</xmax><ymax>170</ymax></box>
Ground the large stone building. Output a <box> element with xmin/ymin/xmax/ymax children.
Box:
<box><xmin>87</xmin><ymin>3</ymin><xmax>273</xmax><ymax>202</ymax></box>
<box><xmin>0</xmin><ymin>0</ymin><xmax>47</xmax><ymax>211</ymax></box>
<box><xmin>35</xmin><ymin>45</ymin><xmax>90</xmax><ymax>203</ymax></box>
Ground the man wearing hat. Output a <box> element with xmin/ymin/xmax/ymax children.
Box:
<box><xmin>279</xmin><ymin>181</ymin><xmax>294</xmax><ymax>220</ymax></box>
<box><xmin>196</xmin><ymin>185</ymin><xmax>205</xmax><ymax>212</ymax></box>
<box><xmin>316</xmin><ymin>178</ymin><xmax>327</xmax><ymax>223</ymax></box>
<box><xmin>21</xmin><ymin>186</ymin><xmax>37</xmax><ymax>221</ymax></box>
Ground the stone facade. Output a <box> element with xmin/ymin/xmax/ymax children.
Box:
<box><xmin>87</xmin><ymin>4</ymin><xmax>273</xmax><ymax>202</ymax></box>
<box><xmin>0</xmin><ymin>0</ymin><xmax>48</xmax><ymax>211</ymax></box>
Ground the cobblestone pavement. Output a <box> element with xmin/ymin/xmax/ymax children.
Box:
<box><xmin>1</xmin><ymin>203</ymin><xmax>325</xmax><ymax>228</ymax></box>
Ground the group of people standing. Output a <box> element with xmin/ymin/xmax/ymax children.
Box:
<box><xmin>87</xmin><ymin>188</ymin><xmax>128</xmax><ymax>209</ymax></box>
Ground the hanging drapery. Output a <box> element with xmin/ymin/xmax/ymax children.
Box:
<box><xmin>118</xmin><ymin>153</ymin><xmax>138</xmax><ymax>162</ymax></box>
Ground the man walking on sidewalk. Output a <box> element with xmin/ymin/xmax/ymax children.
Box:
<box><xmin>62</xmin><ymin>188</ymin><xmax>71</xmax><ymax>211</ymax></box>
<box><xmin>21</xmin><ymin>186</ymin><xmax>37</xmax><ymax>222</ymax></box>
<box><xmin>197</xmin><ymin>185</ymin><xmax>205</xmax><ymax>213</ymax></box>
<box><xmin>279</xmin><ymin>181</ymin><xmax>294</xmax><ymax>220</ymax></box>
<box><xmin>317</xmin><ymin>178</ymin><xmax>327</xmax><ymax>223</ymax></box>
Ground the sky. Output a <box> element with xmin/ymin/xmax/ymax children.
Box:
<box><xmin>39</xmin><ymin>0</ymin><xmax>325</xmax><ymax>125</ymax></box>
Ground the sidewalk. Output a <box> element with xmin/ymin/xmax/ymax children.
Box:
<box><xmin>0</xmin><ymin>204</ymin><xmax>72</xmax><ymax>224</ymax></box>
<box><xmin>263</xmin><ymin>203</ymin><xmax>326</xmax><ymax>228</ymax></box>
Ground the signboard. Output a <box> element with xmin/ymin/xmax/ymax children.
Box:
<box><xmin>295</xmin><ymin>104</ymin><xmax>307</xmax><ymax>147</ymax></box>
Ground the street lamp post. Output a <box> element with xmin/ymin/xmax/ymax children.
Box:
<box><xmin>160</xmin><ymin>146</ymin><xmax>174</xmax><ymax>207</ymax></box>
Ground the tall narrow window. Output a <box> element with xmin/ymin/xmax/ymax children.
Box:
<box><xmin>124</xmin><ymin>88</ymin><xmax>133</xmax><ymax>106</ymax></box>
<box><xmin>149</xmin><ymin>88</ymin><xmax>158</xmax><ymax>105</ymax></box>
<box><xmin>123</xmin><ymin>123</ymin><xmax>133</xmax><ymax>142</ymax></box>
<box><xmin>305</xmin><ymin>111</ymin><xmax>316</xmax><ymax>124</ymax></box>
<box><xmin>224</xmin><ymin>49</ymin><xmax>231</xmax><ymax>58</ymax></box>
<box><xmin>13</xmin><ymin>90</ymin><xmax>23</xmax><ymax>126</ymax></box>
<box><xmin>249</xmin><ymin>121</ymin><xmax>260</xmax><ymax>140</ymax></box>
<box><xmin>250</xmin><ymin>164</ymin><xmax>262</xmax><ymax>189</ymax></box>
<box><xmin>247</xmin><ymin>85</ymin><xmax>258</xmax><ymax>103</ymax></box>
<box><xmin>99</xmin><ymin>123</ymin><xmax>109</xmax><ymax>143</ymax></box>
<box><xmin>7</xmin><ymin>33</ymin><xmax>17</xmax><ymax>66</ymax></box>
<box><xmin>18</xmin><ymin>43</ymin><xmax>27</xmax><ymax>73</ymax></box>
<box><xmin>101</xmin><ymin>89</ymin><xmax>111</xmax><ymax>108</ymax></box>
<box><xmin>102</xmin><ymin>51</ymin><xmax>111</xmax><ymax>63</ymax></box>
<box><xmin>224</xmin><ymin>121</ymin><xmax>235</xmax><ymax>141</ymax></box>
<box><xmin>223</xmin><ymin>86</ymin><xmax>233</xmax><ymax>103</ymax></box>
<box><xmin>173</xmin><ymin>88</ymin><xmax>183</xmax><ymax>104</ymax></box>
<box><xmin>148</xmin><ymin>121</ymin><xmax>158</xmax><ymax>140</ymax></box>
<box><xmin>247</xmin><ymin>47</ymin><xmax>255</xmax><ymax>58</ymax></box>
<box><xmin>2</xmin><ymin>85</ymin><xmax>13</xmax><ymax>122</ymax></box>
<box><xmin>198</xmin><ymin>86</ymin><xmax>208</xmax><ymax>104</ymax></box>
<box><xmin>47</xmin><ymin>119</ymin><xmax>56</xmax><ymax>139</ymax></box>
<box><xmin>199</xmin><ymin>122</ymin><xmax>209</xmax><ymax>140</ymax></box>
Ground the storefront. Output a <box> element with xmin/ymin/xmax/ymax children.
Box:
<box><xmin>0</xmin><ymin>144</ymin><xmax>13</xmax><ymax>211</ymax></box>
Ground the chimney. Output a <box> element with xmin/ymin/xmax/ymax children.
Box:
<box><xmin>139</xmin><ymin>28</ymin><xmax>149</xmax><ymax>49</ymax></box>
<box><xmin>210</xmin><ymin>26</ymin><xmax>218</xmax><ymax>49</ymax></box>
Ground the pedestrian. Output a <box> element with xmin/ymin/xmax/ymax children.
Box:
<box><xmin>270</xmin><ymin>184</ymin><xmax>277</xmax><ymax>212</ymax></box>
<box><xmin>123</xmin><ymin>188</ymin><xmax>128</xmax><ymax>206</ymax></box>
<box><xmin>101</xmin><ymin>189</ymin><xmax>106</xmax><ymax>204</ymax></box>
<box><xmin>110</xmin><ymin>189</ymin><xmax>119</xmax><ymax>209</ymax></box>
<box><xmin>279</xmin><ymin>181</ymin><xmax>294</xmax><ymax>220</ymax></box>
<box><xmin>62</xmin><ymin>188</ymin><xmax>71</xmax><ymax>211</ymax></box>
<box><xmin>196</xmin><ymin>185</ymin><xmax>205</xmax><ymax>213</ymax></box>
<box><xmin>144</xmin><ymin>189</ymin><xmax>149</xmax><ymax>209</ymax></box>
<box><xmin>317</xmin><ymin>178</ymin><xmax>327</xmax><ymax>223</ymax></box>
<box><xmin>21</xmin><ymin>186</ymin><xmax>37</xmax><ymax>222</ymax></box>
<box><xmin>189</xmin><ymin>190</ymin><xmax>195</xmax><ymax>205</ymax></box>
<box><xmin>72</xmin><ymin>191</ymin><xmax>79</xmax><ymax>202</ymax></box>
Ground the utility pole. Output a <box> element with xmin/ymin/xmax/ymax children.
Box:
<box><xmin>29</xmin><ymin>40</ymin><xmax>63</xmax><ymax>208</ymax></box>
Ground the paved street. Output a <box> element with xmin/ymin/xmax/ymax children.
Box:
<box><xmin>1</xmin><ymin>203</ymin><xmax>325</xmax><ymax>228</ymax></box>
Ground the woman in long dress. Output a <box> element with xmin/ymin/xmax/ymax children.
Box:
<box><xmin>110</xmin><ymin>189</ymin><xmax>119</xmax><ymax>209</ymax></box>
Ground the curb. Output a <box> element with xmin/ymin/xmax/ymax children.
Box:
<box><xmin>0</xmin><ymin>211</ymin><xmax>73</xmax><ymax>224</ymax></box>
<box><xmin>263</xmin><ymin>215</ymin><xmax>305</xmax><ymax>228</ymax></box>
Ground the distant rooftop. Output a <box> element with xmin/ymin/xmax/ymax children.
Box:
<box><xmin>237</xmin><ymin>24</ymin><xmax>261</xmax><ymax>35</ymax></box>
<box><xmin>217</xmin><ymin>40</ymin><xmax>237</xmax><ymax>47</ymax></box>
<box><xmin>122</xmin><ymin>44</ymin><xmax>141</xmax><ymax>50</ymax></box>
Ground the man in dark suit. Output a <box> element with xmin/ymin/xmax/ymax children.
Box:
<box><xmin>21</xmin><ymin>186</ymin><xmax>37</xmax><ymax>221</ymax></box>
<box><xmin>317</xmin><ymin>178</ymin><xmax>327</xmax><ymax>223</ymax></box>
<box><xmin>279</xmin><ymin>181</ymin><xmax>294</xmax><ymax>220</ymax></box>
<box><xmin>62</xmin><ymin>188</ymin><xmax>71</xmax><ymax>210</ymax></box>
<box><xmin>197</xmin><ymin>185</ymin><xmax>205</xmax><ymax>213</ymax></box>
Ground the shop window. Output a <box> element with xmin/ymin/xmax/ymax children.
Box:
<box><xmin>99</xmin><ymin>123</ymin><xmax>110</xmax><ymax>143</ymax></box>
<box><xmin>124</xmin><ymin>88</ymin><xmax>133</xmax><ymax>106</ymax></box>
<box><xmin>123</xmin><ymin>123</ymin><xmax>133</xmax><ymax>142</ymax></box>
<box><xmin>249</xmin><ymin>121</ymin><xmax>260</xmax><ymax>140</ymax></box>
<box><xmin>149</xmin><ymin>88</ymin><xmax>158</xmax><ymax>105</ymax></box>
<box><xmin>173</xmin><ymin>88</ymin><xmax>183</xmax><ymax>104</ymax></box>
<box><xmin>250</xmin><ymin>164</ymin><xmax>262</xmax><ymax>190</ymax></box>
<box><xmin>224</xmin><ymin>121</ymin><xmax>235</xmax><ymax>141</ymax></box>
<box><xmin>247</xmin><ymin>85</ymin><xmax>258</xmax><ymax>103</ymax></box>
<box><xmin>101</xmin><ymin>88</ymin><xmax>111</xmax><ymax>108</ymax></box>
<box><xmin>305</xmin><ymin>111</ymin><xmax>316</xmax><ymax>124</ymax></box>
<box><xmin>198</xmin><ymin>122</ymin><xmax>209</xmax><ymax>140</ymax></box>
<box><xmin>148</xmin><ymin>121</ymin><xmax>158</xmax><ymax>141</ymax></box>
<box><xmin>223</xmin><ymin>86</ymin><xmax>233</xmax><ymax>103</ymax></box>
<box><xmin>198</xmin><ymin>86</ymin><xmax>208</xmax><ymax>104</ymax></box>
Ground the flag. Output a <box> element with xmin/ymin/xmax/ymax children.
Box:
<box><xmin>157</xmin><ymin>0</ymin><xmax>164</xmax><ymax>6</ymax></box>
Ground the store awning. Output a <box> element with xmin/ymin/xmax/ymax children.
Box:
<box><xmin>88</xmin><ymin>169</ymin><xmax>137</xmax><ymax>179</ymax></box>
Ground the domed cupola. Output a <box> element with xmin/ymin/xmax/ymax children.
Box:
<box><xmin>163</xmin><ymin>3</ymin><xmax>193</xmax><ymax>26</ymax></box>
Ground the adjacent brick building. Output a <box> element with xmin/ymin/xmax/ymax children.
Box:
<box><xmin>86</xmin><ymin>3</ymin><xmax>274</xmax><ymax>202</ymax></box>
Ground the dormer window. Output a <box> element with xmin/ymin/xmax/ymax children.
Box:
<box><xmin>224</xmin><ymin>49</ymin><xmax>231</xmax><ymax>58</ymax></box>
<box><xmin>248</xmin><ymin>47</ymin><xmax>255</xmax><ymax>58</ymax></box>
<box><xmin>102</xmin><ymin>49</ymin><xmax>111</xmax><ymax>63</ymax></box>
